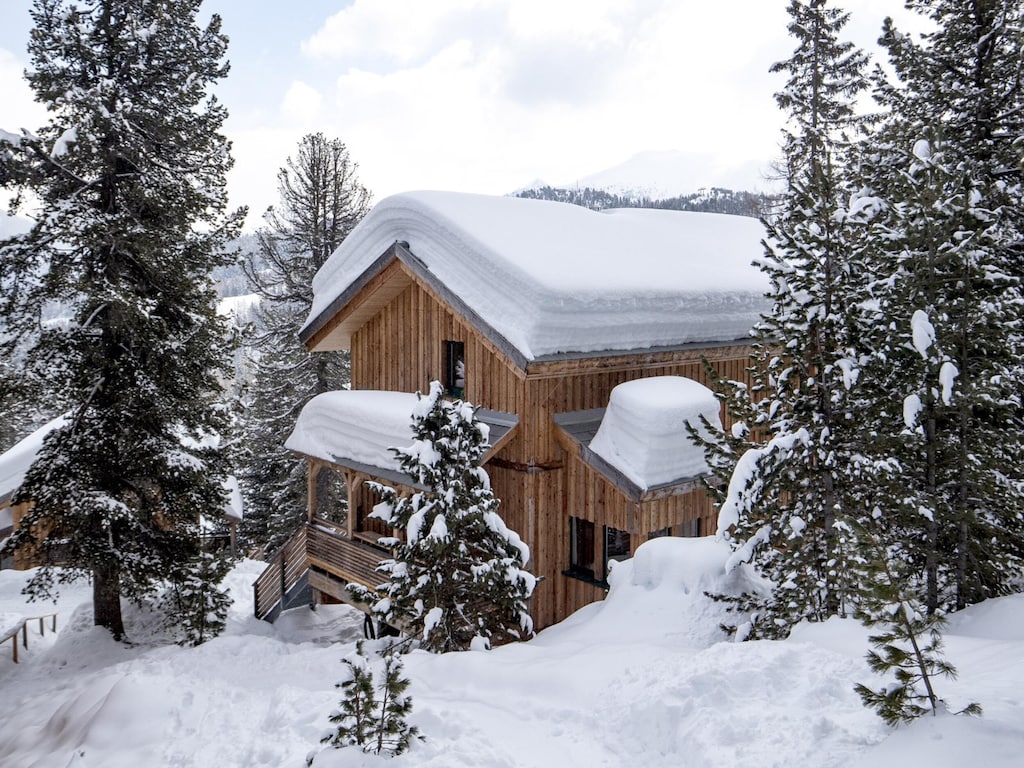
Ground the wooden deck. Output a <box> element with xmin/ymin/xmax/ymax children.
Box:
<box><xmin>253</xmin><ymin>522</ymin><xmax>391</xmax><ymax>620</ymax></box>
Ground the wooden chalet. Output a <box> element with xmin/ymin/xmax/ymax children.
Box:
<box><xmin>254</xmin><ymin>191</ymin><xmax>768</xmax><ymax>630</ymax></box>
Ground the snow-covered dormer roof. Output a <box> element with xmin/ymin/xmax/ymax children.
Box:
<box><xmin>302</xmin><ymin>191</ymin><xmax>769</xmax><ymax>364</ymax></box>
<box><xmin>589</xmin><ymin>377</ymin><xmax>720</xmax><ymax>491</ymax></box>
<box><xmin>285</xmin><ymin>390</ymin><xmax>518</xmax><ymax>483</ymax></box>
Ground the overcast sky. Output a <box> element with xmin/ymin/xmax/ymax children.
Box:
<box><xmin>1</xmin><ymin>1</ymin><xmax>919</xmax><ymax>230</ymax></box>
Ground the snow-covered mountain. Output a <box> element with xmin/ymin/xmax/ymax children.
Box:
<box><xmin>557</xmin><ymin>149</ymin><xmax>774</xmax><ymax>200</ymax></box>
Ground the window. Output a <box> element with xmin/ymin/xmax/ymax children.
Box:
<box><xmin>605</xmin><ymin>526</ymin><xmax>631</xmax><ymax>571</ymax></box>
<box><xmin>567</xmin><ymin>519</ymin><xmax>632</xmax><ymax>585</ymax></box>
<box><xmin>648</xmin><ymin>519</ymin><xmax>702</xmax><ymax>540</ymax></box>
<box><xmin>444</xmin><ymin>340</ymin><xmax>465</xmax><ymax>398</ymax></box>
<box><xmin>568</xmin><ymin>517</ymin><xmax>596</xmax><ymax>579</ymax></box>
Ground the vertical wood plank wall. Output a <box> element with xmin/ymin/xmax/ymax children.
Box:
<box><xmin>348</xmin><ymin>279</ymin><xmax>755</xmax><ymax>628</ymax></box>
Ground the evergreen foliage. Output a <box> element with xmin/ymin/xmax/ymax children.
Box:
<box><xmin>0</xmin><ymin>0</ymin><xmax>242</xmax><ymax>639</ymax></box>
<box><xmin>703</xmin><ymin>0</ymin><xmax>875</xmax><ymax>638</ymax></box>
<box><xmin>317</xmin><ymin>639</ymin><xmax>421</xmax><ymax>759</ymax></box>
<box><xmin>364</xmin><ymin>382</ymin><xmax>536</xmax><ymax>653</ymax></box>
<box><xmin>854</xmin><ymin>524</ymin><xmax>981</xmax><ymax>725</ymax></box>
<box><xmin>160</xmin><ymin>551</ymin><xmax>233</xmax><ymax>646</ymax></box>
<box><xmin>855</xmin><ymin>0</ymin><xmax>1024</xmax><ymax>616</ymax></box>
<box><xmin>238</xmin><ymin>133</ymin><xmax>370</xmax><ymax>552</ymax></box>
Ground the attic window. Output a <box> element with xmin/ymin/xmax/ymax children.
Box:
<box><xmin>444</xmin><ymin>340</ymin><xmax>465</xmax><ymax>398</ymax></box>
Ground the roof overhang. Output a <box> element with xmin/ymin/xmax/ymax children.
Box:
<box><xmin>294</xmin><ymin>407</ymin><xmax>519</xmax><ymax>490</ymax></box>
<box><xmin>553</xmin><ymin>408</ymin><xmax>708</xmax><ymax>503</ymax></box>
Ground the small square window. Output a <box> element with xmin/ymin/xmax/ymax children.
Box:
<box><xmin>444</xmin><ymin>340</ymin><xmax>465</xmax><ymax>398</ymax></box>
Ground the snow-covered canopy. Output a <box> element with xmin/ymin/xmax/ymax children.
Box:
<box><xmin>588</xmin><ymin>377</ymin><xmax>720</xmax><ymax>490</ymax></box>
<box><xmin>285</xmin><ymin>390</ymin><xmax>514</xmax><ymax>478</ymax></box>
<box><xmin>285</xmin><ymin>390</ymin><xmax>429</xmax><ymax>475</ymax></box>
<box><xmin>0</xmin><ymin>416</ymin><xmax>69</xmax><ymax>506</ymax></box>
<box><xmin>305</xmin><ymin>191</ymin><xmax>769</xmax><ymax>361</ymax></box>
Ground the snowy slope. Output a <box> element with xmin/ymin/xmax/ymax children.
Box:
<box><xmin>2</xmin><ymin>538</ymin><xmax>1022</xmax><ymax>767</ymax></box>
<box><xmin>562</xmin><ymin>149</ymin><xmax>771</xmax><ymax>200</ymax></box>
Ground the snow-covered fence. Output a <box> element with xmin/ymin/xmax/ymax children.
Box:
<box><xmin>1</xmin><ymin>612</ymin><xmax>58</xmax><ymax>663</ymax></box>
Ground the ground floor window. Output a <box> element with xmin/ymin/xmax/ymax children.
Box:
<box><xmin>569</xmin><ymin>516</ymin><xmax>596</xmax><ymax>579</ymax></box>
<box><xmin>567</xmin><ymin>519</ymin><xmax>632</xmax><ymax>585</ymax></box>
<box><xmin>647</xmin><ymin>518</ymin><xmax>702</xmax><ymax>540</ymax></box>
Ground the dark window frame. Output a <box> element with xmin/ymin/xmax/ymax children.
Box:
<box><xmin>443</xmin><ymin>340</ymin><xmax>465</xmax><ymax>398</ymax></box>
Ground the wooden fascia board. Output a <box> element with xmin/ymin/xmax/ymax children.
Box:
<box><xmin>302</xmin><ymin>245</ymin><xmax>410</xmax><ymax>351</ymax></box>
<box><xmin>553</xmin><ymin>419</ymin><xmax>711</xmax><ymax>503</ymax></box>
<box><xmin>301</xmin><ymin>242</ymin><xmax>529</xmax><ymax>378</ymax></box>
<box><xmin>390</xmin><ymin>243</ymin><xmax>529</xmax><ymax>378</ymax></box>
<box><xmin>524</xmin><ymin>340</ymin><xmax>754</xmax><ymax>380</ymax></box>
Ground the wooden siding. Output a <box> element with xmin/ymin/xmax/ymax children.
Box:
<box><xmin>340</xmin><ymin>263</ymin><xmax>755</xmax><ymax>629</ymax></box>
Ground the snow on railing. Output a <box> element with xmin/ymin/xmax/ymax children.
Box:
<box><xmin>1</xmin><ymin>612</ymin><xmax>58</xmax><ymax>663</ymax></box>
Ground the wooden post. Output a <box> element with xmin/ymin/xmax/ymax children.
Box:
<box><xmin>342</xmin><ymin>469</ymin><xmax>356</xmax><ymax>538</ymax></box>
<box><xmin>307</xmin><ymin>460</ymin><xmax>321</xmax><ymax>523</ymax></box>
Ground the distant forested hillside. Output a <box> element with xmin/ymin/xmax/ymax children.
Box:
<box><xmin>514</xmin><ymin>185</ymin><xmax>774</xmax><ymax>218</ymax></box>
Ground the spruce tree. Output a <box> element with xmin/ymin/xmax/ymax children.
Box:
<box><xmin>239</xmin><ymin>133</ymin><xmax>370</xmax><ymax>552</ymax></box>
<box><xmin>708</xmin><ymin>0</ymin><xmax>873</xmax><ymax>637</ymax></box>
<box><xmin>365</xmin><ymin>382</ymin><xmax>536</xmax><ymax>653</ymax></box>
<box><xmin>0</xmin><ymin>0</ymin><xmax>242</xmax><ymax>639</ymax></box>
<box><xmin>858</xmin><ymin>0</ymin><xmax>1024</xmax><ymax>614</ymax></box>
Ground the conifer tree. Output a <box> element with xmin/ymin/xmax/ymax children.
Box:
<box><xmin>0</xmin><ymin>0</ymin><xmax>242</xmax><ymax>639</ymax></box>
<box><xmin>364</xmin><ymin>382</ymin><xmax>536</xmax><ymax>653</ymax></box>
<box><xmin>239</xmin><ymin>133</ymin><xmax>370</xmax><ymax>551</ymax></box>
<box><xmin>317</xmin><ymin>639</ymin><xmax>420</xmax><ymax>759</ymax></box>
<box><xmin>858</xmin><ymin>0</ymin><xmax>1024</xmax><ymax>614</ymax></box>
<box><xmin>707</xmin><ymin>0</ymin><xmax>873</xmax><ymax>637</ymax></box>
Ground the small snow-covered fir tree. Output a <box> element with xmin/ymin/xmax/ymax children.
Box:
<box><xmin>316</xmin><ymin>639</ymin><xmax>420</xmax><ymax>760</ymax></box>
<box><xmin>160</xmin><ymin>551</ymin><xmax>234</xmax><ymax>646</ymax></box>
<box><xmin>853</xmin><ymin>523</ymin><xmax>981</xmax><ymax>725</ymax></box>
<box><xmin>0</xmin><ymin>0</ymin><xmax>242</xmax><ymax>639</ymax></box>
<box><xmin>364</xmin><ymin>382</ymin><xmax>536</xmax><ymax>653</ymax></box>
<box><xmin>239</xmin><ymin>133</ymin><xmax>370</xmax><ymax>552</ymax></box>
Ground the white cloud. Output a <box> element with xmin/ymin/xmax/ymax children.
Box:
<box><xmin>280</xmin><ymin>80</ymin><xmax>322</xmax><ymax>123</ymax></box>
<box><xmin>0</xmin><ymin>48</ymin><xmax>47</xmax><ymax>136</ymax></box>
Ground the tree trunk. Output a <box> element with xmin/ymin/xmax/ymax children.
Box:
<box><xmin>94</xmin><ymin>563</ymin><xmax>125</xmax><ymax>640</ymax></box>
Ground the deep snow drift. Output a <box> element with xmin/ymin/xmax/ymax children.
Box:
<box><xmin>1</xmin><ymin>538</ymin><xmax>1023</xmax><ymax>767</ymax></box>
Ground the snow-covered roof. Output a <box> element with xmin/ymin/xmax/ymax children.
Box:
<box><xmin>285</xmin><ymin>390</ymin><xmax>517</xmax><ymax>481</ymax></box>
<box><xmin>0</xmin><ymin>417</ymin><xmax>69</xmax><ymax>506</ymax></box>
<box><xmin>304</xmin><ymin>191</ymin><xmax>769</xmax><ymax>362</ymax></box>
<box><xmin>588</xmin><ymin>377</ymin><xmax>720</xmax><ymax>491</ymax></box>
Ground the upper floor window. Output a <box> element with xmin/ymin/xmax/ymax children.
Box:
<box><xmin>444</xmin><ymin>340</ymin><xmax>465</xmax><ymax>398</ymax></box>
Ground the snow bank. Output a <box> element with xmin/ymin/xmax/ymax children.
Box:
<box><xmin>3</xmin><ymin>547</ymin><xmax>1024</xmax><ymax>768</ymax></box>
<box><xmin>588</xmin><ymin>376</ymin><xmax>720</xmax><ymax>489</ymax></box>
<box><xmin>306</xmin><ymin>191</ymin><xmax>769</xmax><ymax>360</ymax></box>
<box><xmin>0</xmin><ymin>416</ymin><xmax>68</xmax><ymax>502</ymax></box>
<box><xmin>285</xmin><ymin>390</ymin><xmax>423</xmax><ymax>471</ymax></box>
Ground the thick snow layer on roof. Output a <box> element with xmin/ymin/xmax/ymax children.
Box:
<box><xmin>589</xmin><ymin>377</ymin><xmax>720</xmax><ymax>489</ymax></box>
<box><xmin>285</xmin><ymin>390</ymin><xmax>422</xmax><ymax>472</ymax></box>
<box><xmin>0</xmin><ymin>416</ymin><xmax>68</xmax><ymax>503</ymax></box>
<box><xmin>307</xmin><ymin>191</ymin><xmax>769</xmax><ymax>360</ymax></box>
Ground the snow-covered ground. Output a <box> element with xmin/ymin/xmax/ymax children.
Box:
<box><xmin>1</xmin><ymin>538</ymin><xmax>1022</xmax><ymax>768</ymax></box>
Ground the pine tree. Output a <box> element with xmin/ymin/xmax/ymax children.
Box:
<box><xmin>0</xmin><ymin>0</ymin><xmax>242</xmax><ymax>639</ymax></box>
<box><xmin>239</xmin><ymin>133</ymin><xmax>370</xmax><ymax>552</ymax></box>
<box><xmin>364</xmin><ymin>382</ymin><xmax>536</xmax><ymax>653</ymax></box>
<box><xmin>318</xmin><ymin>639</ymin><xmax>420</xmax><ymax>759</ymax></box>
<box><xmin>161</xmin><ymin>550</ymin><xmax>233</xmax><ymax>646</ymax></box>
<box><xmin>857</xmin><ymin>0</ymin><xmax>1024</xmax><ymax>614</ymax></box>
<box><xmin>854</xmin><ymin>523</ymin><xmax>981</xmax><ymax>725</ymax></box>
<box><xmin>707</xmin><ymin>0</ymin><xmax>874</xmax><ymax>637</ymax></box>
